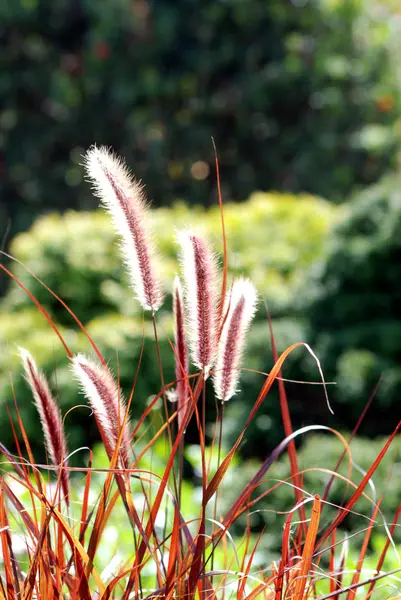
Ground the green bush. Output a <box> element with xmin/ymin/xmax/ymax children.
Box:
<box><xmin>187</xmin><ymin>432</ymin><xmax>401</xmax><ymax>552</ymax></box>
<box><xmin>0</xmin><ymin>193</ymin><xmax>337</xmax><ymax>455</ymax></box>
<box><xmin>301</xmin><ymin>171</ymin><xmax>401</xmax><ymax>438</ymax></box>
<box><xmin>1</xmin><ymin>0</ymin><xmax>400</xmax><ymax>245</ymax></box>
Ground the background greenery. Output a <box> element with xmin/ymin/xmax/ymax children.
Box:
<box><xmin>1</xmin><ymin>0</ymin><xmax>401</xmax><ymax>244</ymax></box>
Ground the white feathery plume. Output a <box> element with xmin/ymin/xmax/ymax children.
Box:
<box><xmin>213</xmin><ymin>278</ymin><xmax>258</xmax><ymax>401</ymax></box>
<box><xmin>84</xmin><ymin>145</ymin><xmax>164</xmax><ymax>312</ymax></box>
<box><xmin>177</xmin><ymin>230</ymin><xmax>219</xmax><ymax>374</ymax></box>
<box><xmin>19</xmin><ymin>348</ymin><xmax>70</xmax><ymax>504</ymax></box>
<box><xmin>71</xmin><ymin>354</ymin><xmax>131</xmax><ymax>468</ymax></box>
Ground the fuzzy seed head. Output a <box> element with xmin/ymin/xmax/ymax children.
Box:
<box><xmin>84</xmin><ymin>145</ymin><xmax>164</xmax><ymax>312</ymax></box>
<box><xmin>213</xmin><ymin>278</ymin><xmax>258</xmax><ymax>401</ymax></box>
<box><xmin>177</xmin><ymin>230</ymin><xmax>219</xmax><ymax>374</ymax></box>
<box><xmin>72</xmin><ymin>354</ymin><xmax>131</xmax><ymax>468</ymax></box>
<box><xmin>19</xmin><ymin>348</ymin><xmax>70</xmax><ymax>503</ymax></box>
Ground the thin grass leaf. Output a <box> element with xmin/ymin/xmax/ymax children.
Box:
<box><xmin>0</xmin><ymin>264</ymin><xmax>71</xmax><ymax>357</ymax></box>
<box><xmin>20</xmin><ymin>348</ymin><xmax>70</xmax><ymax>505</ymax></box>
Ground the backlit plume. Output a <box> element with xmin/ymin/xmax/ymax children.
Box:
<box><xmin>177</xmin><ymin>230</ymin><xmax>219</xmax><ymax>374</ymax></box>
<box><xmin>72</xmin><ymin>354</ymin><xmax>131</xmax><ymax>468</ymax></box>
<box><xmin>20</xmin><ymin>348</ymin><xmax>70</xmax><ymax>504</ymax></box>
<box><xmin>213</xmin><ymin>278</ymin><xmax>258</xmax><ymax>401</ymax></box>
<box><xmin>84</xmin><ymin>146</ymin><xmax>164</xmax><ymax>312</ymax></box>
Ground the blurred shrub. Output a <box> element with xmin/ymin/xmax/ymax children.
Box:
<box><xmin>300</xmin><ymin>171</ymin><xmax>401</xmax><ymax>438</ymax></box>
<box><xmin>0</xmin><ymin>193</ymin><xmax>337</xmax><ymax>455</ymax></box>
<box><xmin>1</xmin><ymin>0</ymin><xmax>401</xmax><ymax>245</ymax></box>
<box><xmin>185</xmin><ymin>432</ymin><xmax>401</xmax><ymax>552</ymax></box>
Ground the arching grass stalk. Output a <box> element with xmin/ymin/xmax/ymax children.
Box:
<box><xmin>151</xmin><ymin>310</ymin><xmax>181</xmax><ymax>573</ymax></box>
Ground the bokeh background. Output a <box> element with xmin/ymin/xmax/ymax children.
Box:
<box><xmin>2</xmin><ymin>0</ymin><xmax>401</xmax><ymax>553</ymax></box>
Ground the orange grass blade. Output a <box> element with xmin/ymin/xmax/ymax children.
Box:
<box><xmin>126</xmin><ymin>396</ymin><xmax>214</xmax><ymax>600</ymax></box>
<box><xmin>292</xmin><ymin>495</ymin><xmax>321</xmax><ymax>599</ymax></box>
<box><xmin>23</xmin><ymin>512</ymin><xmax>52</xmax><ymax>600</ymax></box>
<box><xmin>275</xmin><ymin>513</ymin><xmax>293</xmax><ymax>600</ymax></box>
<box><xmin>267</xmin><ymin>311</ymin><xmax>306</xmax><ymax>537</ymax></box>
<box><xmin>347</xmin><ymin>499</ymin><xmax>382</xmax><ymax>600</ymax></box>
<box><xmin>165</xmin><ymin>504</ymin><xmax>180</xmax><ymax>594</ymax></box>
<box><xmin>46</xmin><ymin>503</ymin><xmax>106</xmax><ymax>595</ymax></box>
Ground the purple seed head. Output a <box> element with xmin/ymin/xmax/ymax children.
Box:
<box><xmin>20</xmin><ymin>348</ymin><xmax>70</xmax><ymax>504</ymax></box>
<box><xmin>177</xmin><ymin>230</ymin><xmax>219</xmax><ymax>374</ymax></box>
<box><xmin>213</xmin><ymin>278</ymin><xmax>258</xmax><ymax>401</ymax></box>
<box><xmin>84</xmin><ymin>146</ymin><xmax>164</xmax><ymax>312</ymax></box>
<box><xmin>72</xmin><ymin>354</ymin><xmax>131</xmax><ymax>469</ymax></box>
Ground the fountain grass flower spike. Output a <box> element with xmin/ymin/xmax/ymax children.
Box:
<box><xmin>19</xmin><ymin>348</ymin><xmax>70</xmax><ymax>505</ymax></box>
<box><xmin>213</xmin><ymin>277</ymin><xmax>258</xmax><ymax>402</ymax></box>
<box><xmin>72</xmin><ymin>354</ymin><xmax>132</xmax><ymax>469</ymax></box>
<box><xmin>177</xmin><ymin>230</ymin><xmax>219</xmax><ymax>376</ymax></box>
<box><xmin>84</xmin><ymin>145</ymin><xmax>164</xmax><ymax>312</ymax></box>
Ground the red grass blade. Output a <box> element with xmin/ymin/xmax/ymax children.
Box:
<box><xmin>0</xmin><ymin>480</ymin><xmax>18</xmax><ymax>600</ymax></box>
<box><xmin>347</xmin><ymin>499</ymin><xmax>382</xmax><ymax>600</ymax></box>
<box><xmin>267</xmin><ymin>310</ymin><xmax>306</xmax><ymax>537</ymax></box>
<box><xmin>292</xmin><ymin>495</ymin><xmax>321</xmax><ymax>599</ymax></box>
<box><xmin>0</xmin><ymin>263</ymin><xmax>71</xmax><ymax>358</ymax></box>
<box><xmin>364</xmin><ymin>498</ymin><xmax>401</xmax><ymax>599</ymax></box>
<box><xmin>211</xmin><ymin>138</ymin><xmax>228</xmax><ymax>322</ymax></box>
<box><xmin>165</xmin><ymin>505</ymin><xmax>180</xmax><ymax>594</ymax></box>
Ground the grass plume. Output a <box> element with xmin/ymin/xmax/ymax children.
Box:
<box><xmin>72</xmin><ymin>353</ymin><xmax>131</xmax><ymax>469</ymax></box>
<box><xmin>19</xmin><ymin>347</ymin><xmax>70</xmax><ymax>505</ymax></box>
<box><xmin>213</xmin><ymin>277</ymin><xmax>258</xmax><ymax>402</ymax></box>
<box><xmin>177</xmin><ymin>230</ymin><xmax>219</xmax><ymax>375</ymax></box>
<box><xmin>84</xmin><ymin>145</ymin><xmax>164</xmax><ymax>312</ymax></box>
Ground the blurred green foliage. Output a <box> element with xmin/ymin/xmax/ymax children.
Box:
<box><xmin>1</xmin><ymin>0</ymin><xmax>401</xmax><ymax>245</ymax></box>
<box><xmin>258</xmin><ymin>432</ymin><xmax>401</xmax><ymax>546</ymax></box>
<box><xmin>300</xmin><ymin>171</ymin><xmax>401</xmax><ymax>438</ymax></box>
<box><xmin>183</xmin><ymin>431</ymin><xmax>401</xmax><ymax>558</ymax></box>
<box><xmin>0</xmin><ymin>192</ymin><xmax>336</xmax><ymax>455</ymax></box>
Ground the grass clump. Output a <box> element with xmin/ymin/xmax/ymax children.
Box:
<box><xmin>0</xmin><ymin>146</ymin><xmax>401</xmax><ymax>600</ymax></box>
